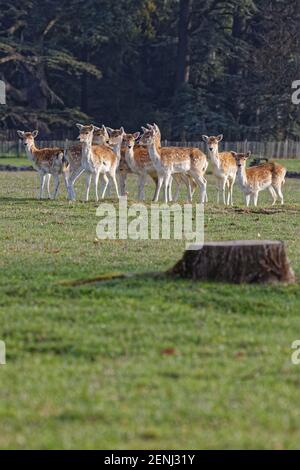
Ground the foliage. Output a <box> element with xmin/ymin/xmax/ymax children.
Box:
<box><xmin>0</xmin><ymin>0</ymin><xmax>299</xmax><ymax>139</ymax></box>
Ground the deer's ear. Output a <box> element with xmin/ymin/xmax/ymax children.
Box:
<box><xmin>106</xmin><ymin>127</ymin><xmax>114</xmax><ymax>135</ymax></box>
<box><xmin>231</xmin><ymin>151</ymin><xmax>237</xmax><ymax>158</ymax></box>
<box><xmin>17</xmin><ymin>130</ymin><xmax>25</xmax><ymax>138</ymax></box>
<box><xmin>93</xmin><ymin>126</ymin><xmax>100</xmax><ymax>131</ymax></box>
<box><xmin>133</xmin><ymin>132</ymin><xmax>140</xmax><ymax>140</ymax></box>
<box><xmin>153</xmin><ymin>123</ymin><xmax>160</xmax><ymax>133</ymax></box>
<box><xmin>76</xmin><ymin>123</ymin><xmax>84</xmax><ymax>130</ymax></box>
<box><xmin>120</xmin><ymin>127</ymin><xmax>124</xmax><ymax>134</ymax></box>
<box><xmin>141</xmin><ymin>126</ymin><xmax>148</xmax><ymax>133</ymax></box>
<box><xmin>147</xmin><ymin>123</ymin><xmax>154</xmax><ymax>130</ymax></box>
<box><xmin>202</xmin><ymin>135</ymin><xmax>209</xmax><ymax>142</ymax></box>
<box><xmin>217</xmin><ymin>134</ymin><xmax>223</xmax><ymax>142</ymax></box>
<box><xmin>32</xmin><ymin>130</ymin><xmax>38</xmax><ymax>138</ymax></box>
<box><xmin>246</xmin><ymin>151</ymin><xmax>251</xmax><ymax>158</ymax></box>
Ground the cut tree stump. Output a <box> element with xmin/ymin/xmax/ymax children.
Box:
<box><xmin>170</xmin><ymin>240</ymin><xmax>295</xmax><ymax>284</ymax></box>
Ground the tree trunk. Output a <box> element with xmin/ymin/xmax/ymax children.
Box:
<box><xmin>169</xmin><ymin>241</ymin><xmax>295</xmax><ymax>284</ymax></box>
<box><xmin>175</xmin><ymin>0</ymin><xmax>192</xmax><ymax>90</ymax></box>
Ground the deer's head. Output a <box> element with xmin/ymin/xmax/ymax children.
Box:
<box><xmin>139</xmin><ymin>127</ymin><xmax>156</xmax><ymax>146</ymax></box>
<box><xmin>17</xmin><ymin>130</ymin><xmax>38</xmax><ymax>149</ymax></box>
<box><xmin>76</xmin><ymin>124</ymin><xmax>94</xmax><ymax>143</ymax></box>
<box><xmin>202</xmin><ymin>135</ymin><xmax>223</xmax><ymax>154</ymax></box>
<box><xmin>123</xmin><ymin>132</ymin><xmax>140</xmax><ymax>150</ymax></box>
<box><xmin>231</xmin><ymin>151</ymin><xmax>251</xmax><ymax>169</ymax></box>
<box><xmin>93</xmin><ymin>125</ymin><xmax>109</xmax><ymax>145</ymax></box>
<box><xmin>106</xmin><ymin>127</ymin><xmax>125</xmax><ymax>146</ymax></box>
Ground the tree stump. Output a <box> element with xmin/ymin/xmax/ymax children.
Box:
<box><xmin>170</xmin><ymin>241</ymin><xmax>295</xmax><ymax>284</ymax></box>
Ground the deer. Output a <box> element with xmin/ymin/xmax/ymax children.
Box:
<box><xmin>202</xmin><ymin>134</ymin><xmax>237</xmax><ymax>205</ymax></box>
<box><xmin>143</xmin><ymin>124</ymin><xmax>199</xmax><ymax>202</ymax></box>
<box><xmin>65</xmin><ymin>125</ymin><xmax>111</xmax><ymax>201</ymax></box>
<box><xmin>106</xmin><ymin>123</ymin><xmax>162</xmax><ymax>200</ymax></box>
<box><xmin>100</xmin><ymin>126</ymin><xmax>125</xmax><ymax>198</ymax></box>
<box><xmin>17</xmin><ymin>130</ymin><xmax>69</xmax><ymax>199</ymax></box>
<box><xmin>140</xmin><ymin>125</ymin><xmax>208</xmax><ymax>204</ymax></box>
<box><xmin>76</xmin><ymin>124</ymin><xmax>120</xmax><ymax>201</ymax></box>
<box><xmin>231</xmin><ymin>152</ymin><xmax>286</xmax><ymax>207</ymax></box>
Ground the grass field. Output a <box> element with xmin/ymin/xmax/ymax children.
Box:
<box><xmin>0</xmin><ymin>169</ymin><xmax>299</xmax><ymax>450</ymax></box>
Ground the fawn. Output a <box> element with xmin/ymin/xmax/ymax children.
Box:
<box><xmin>141</xmin><ymin>124</ymin><xmax>199</xmax><ymax>202</ymax></box>
<box><xmin>76</xmin><ymin>124</ymin><xmax>119</xmax><ymax>201</ymax></box>
<box><xmin>122</xmin><ymin>129</ymin><xmax>195</xmax><ymax>201</ymax></box>
<box><xmin>17</xmin><ymin>130</ymin><xmax>69</xmax><ymax>199</ymax></box>
<box><xmin>65</xmin><ymin>125</ymin><xmax>110</xmax><ymax>200</ymax></box>
<box><xmin>140</xmin><ymin>125</ymin><xmax>207</xmax><ymax>203</ymax></box>
<box><xmin>122</xmin><ymin>131</ymin><xmax>160</xmax><ymax>200</ymax></box>
<box><xmin>232</xmin><ymin>152</ymin><xmax>286</xmax><ymax>206</ymax></box>
<box><xmin>101</xmin><ymin>126</ymin><xmax>125</xmax><ymax>198</ymax></box>
<box><xmin>111</xmin><ymin>123</ymin><xmax>162</xmax><ymax>200</ymax></box>
<box><xmin>202</xmin><ymin>134</ymin><xmax>236</xmax><ymax>205</ymax></box>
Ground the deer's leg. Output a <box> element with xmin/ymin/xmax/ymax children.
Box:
<box><xmin>153</xmin><ymin>175</ymin><xmax>164</xmax><ymax>202</ymax></box>
<box><xmin>94</xmin><ymin>171</ymin><xmax>101</xmax><ymax>202</ymax></box>
<box><xmin>204</xmin><ymin>178</ymin><xmax>208</xmax><ymax>203</ymax></box>
<box><xmin>63</xmin><ymin>172</ymin><xmax>71</xmax><ymax>200</ymax></box>
<box><xmin>100</xmin><ymin>174</ymin><xmax>111</xmax><ymax>198</ymax></box>
<box><xmin>164</xmin><ymin>173</ymin><xmax>172</xmax><ymax>203</ymax></box>
<box><xmin>180</xmin><ymin>174</ymin><xmax>193</xmax><ymax>203</ymax></box>
<box><xmin>137</xmin><ymin>173</ymin><xmax>147</xmax><ymax>201</ymax></box>
<box><xmin>46</xmin><ymin>174</ymin><xmax>51</xmax><ymax>199</ymax></box>
<box><xmin>172</xmin><ymin>175</ymin><xmax>181</xmax><ymax>202</ymax></box>
<box><xmin>191</xmin><ymin>173</ymin><xmax>207</xmax><ymax>204</ymax></box>
<box><xmin>216</xmin><ymin>179</ymin><xmax>223</xmax><ymax>204</ymax></box>
<box><xmin>253</xmin><ymin>191</ymin><xmax>259</xmax><ymax>207</ymax></box>
<box><xmin>52</xmin><ymin>175</ymin><xmax>60</xmax><ymax>200</ymax></box>
<box><xmin>109</xmin><ymin>170</ymin><xmax>120</xmax><ymax>199</ymax></box>
<box><xmin>39</xmin><ymin>173</ymin><xmax>47</xmax><ymax>199</ymax></box>
<box><xmin>245</xmin><ymin>194</ymin><xmax>251</xmax><ymax>207</ymax></box>
<box><xmin>85</xmin><ymin>173</ymin><xmax>92</xmax><ymax>202</ymax></box>
<box><xmin>119</xmin><ymin>171</ymin><xmax>127</xmax><ymax>196</ymax></box>
<box><xmin>101</xmin><ymin>174</ymin><xmax>110</xmax><ymax>199</ymax></box>
<box><xmin>168</xmin><ymin>176</ymin><xmax>173</xmax><ymax>202</ymax></box>
<box><xmin>228</xmin><ymin>177</ymin><xmax>235</xmax><ymax>206</ymax></box>
<box><xmin>222</xmin><ymin>179</ymin><xmax>227</xmax><ymax>205</ymax></box>
<box><xmin>68</xmin><ymin>167</ymin><xmax>85</xmax><ymax>201</ymax></box>
<box><xmin>268</xmin><ymin>186</ymin><xmax>277</xmax><ymax>205</ymax></box>
<box><xmin>273</xmin><ymin>184</ymin><xmax>284</xmax><ymax>205</ymax></box>
<box><xmin>226</xmin><ymin>180</ymin><xmax>231</xmax><ymax>206</ymax></box>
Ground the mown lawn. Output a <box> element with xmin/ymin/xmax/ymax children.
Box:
<box><xmin>0</xmin><ymin>170</ymin><xmax>299</xmax><ymax>450</ymax></box>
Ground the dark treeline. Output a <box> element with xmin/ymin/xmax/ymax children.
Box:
<box><xmin>0</xmin><ymin>0</ymin><xmax>300</xmax><ymax>140</ymax></box>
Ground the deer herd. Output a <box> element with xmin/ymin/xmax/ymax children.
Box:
<box><xmin>17</xmin><ymin>124</ymin><xmax>287</xmax><ymax>207</ymax></box>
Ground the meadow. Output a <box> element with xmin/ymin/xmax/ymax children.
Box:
<box><xmin>0</xmin><ymin>162</ymin><xmax>299</xmax><ymax>450</ymax></box>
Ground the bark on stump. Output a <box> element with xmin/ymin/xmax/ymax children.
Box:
<box><xmin>170</xmin><ymin>241</ymin><xmax>295</xmax><ymax>284</ymax></box>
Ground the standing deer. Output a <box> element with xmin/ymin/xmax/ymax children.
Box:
<box><xmin>17</xmin><ymin>130</ymin><xmax>69</xmax><ymax>199</ymax></box>
<box><xmin>202</xmin><ymin>135</ymin><xmax>236</xmax><ymax>205</ymax></box>
<box><xmin>232</xmin><ymin>152</ymin><xmax>286</xmax><ymax>206</ymax></box>
<box><xmin>65</xmin><ymin>125</ymin><xmax>110</xmax><ymax>201</ymax></box>
<box><xmin>140</xmin><ymin>126</ymin><xmax>207</xmax><ymax>203</ymax></box>
<box><xmin>76</xmin><ymin>124</ymin><xmax>119</xmax><ymax>201</ymax></box>
<box><xmin>101</xmin><ymin>126</ymin><xmax>124</xmax><ymax>198</ymax></box>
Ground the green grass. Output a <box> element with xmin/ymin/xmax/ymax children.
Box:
<box><xmin>0</xmin><ymin>171</ymin><xmax>299</xmax><ymax>450</ymax></box>
<box><xmin>0</xmin><ymin>156</ymin><xmax>31</xmax><ymax>166</ymax></box>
